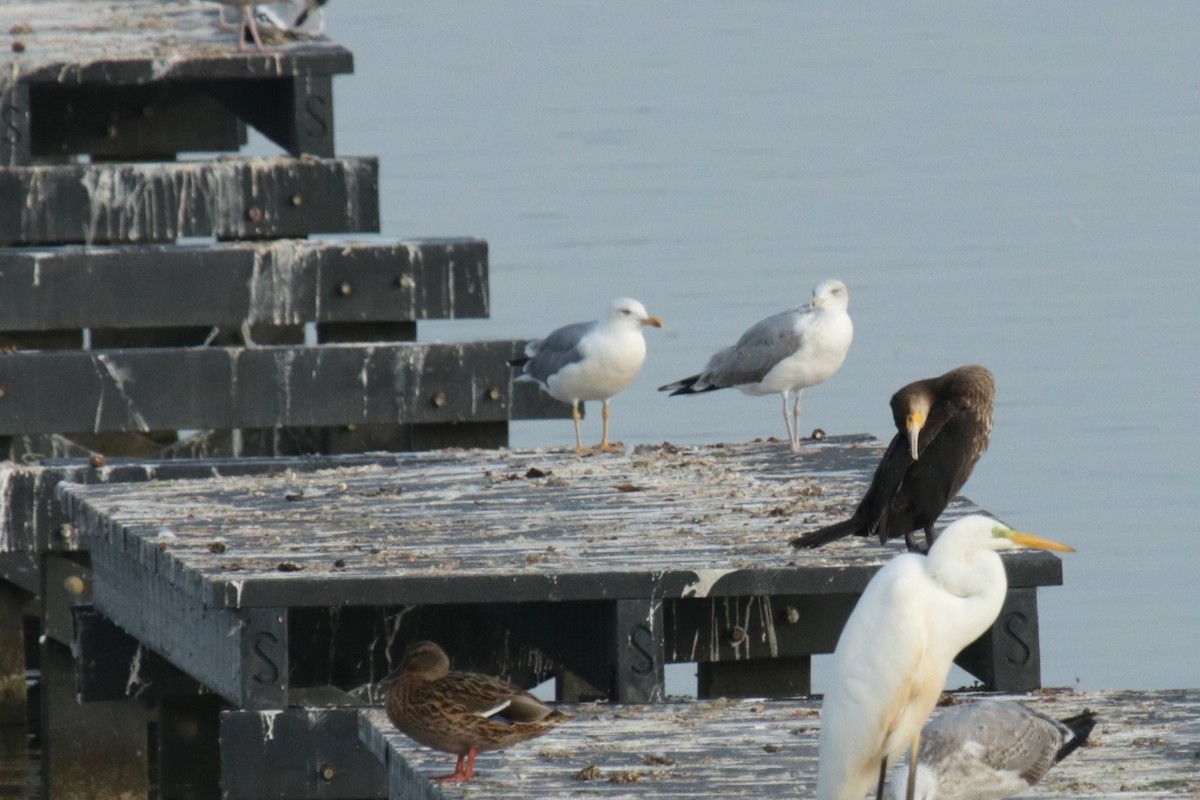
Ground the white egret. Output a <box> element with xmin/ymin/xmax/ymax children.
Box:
<box><xmin>510</xmin><ymin>298</ymin><xmax>663</xmax><ymax>454</ymax></box>
<box><xmin>814</xmin><ymin>514</ymin><xmax>1074</xmax><ymax>800</ymax></box>
<box><xmin>889</xmin><ymin>699</ymin><xmax>1096</xmax><ymax>800</ymax></box>
<box><xmin>658</xmin><ymin>279</ymin><xmax>853</xmax><ymax>453</ymax></box>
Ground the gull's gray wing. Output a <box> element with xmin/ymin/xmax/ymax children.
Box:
<box><xmin>922</xmin><ymin>700</ymin><xmax>1067</xmax><ymax>786</ymax></box>
<box><xmin>518</xmin><ymin>320</ymin><xmax>594</xmax><ymax>386</ymax></box>
<box><xmin>697</xmin><ymin>307</ymin><xmax>804</xmax><ymax>388</ymax></box>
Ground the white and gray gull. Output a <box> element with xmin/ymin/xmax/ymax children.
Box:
<box><xmin>658</xmin><ymin>279</ymin><xmax>853</xmax><ymax>453</ymax></box>
<box><xmin>510</xmin><ymin>298</ymin><xmax>663</xmax><ymax>454</ymax></box>
<box><xmin>889</xmin><ymin>699</ymin><xmax>1096</xmax><ymax>800</ymax></box>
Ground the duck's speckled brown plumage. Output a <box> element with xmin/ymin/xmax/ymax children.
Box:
<box><xmin>791</xmin><ymin>365</ymin><xmax>995</xmax><ymax>552</ymax></box>
<box><xmin>385</xmin><ymin>641</ymin><xmax>571</xmax><ymax>783</ymax></box>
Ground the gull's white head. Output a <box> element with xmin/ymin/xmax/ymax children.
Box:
<box><xmin>605</xmin><ymin>297</ymin><xmax>664</xmax><ymax>329</ymax></box>
<box><xmin>810</xmin><ymin>279</ymin><xmax>849</xmax><ymax>311</ymax></box>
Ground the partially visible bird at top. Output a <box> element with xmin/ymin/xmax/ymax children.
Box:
<box><xmin>212</xmin><ymin>0</ymin><xmax>267</xmax><ymax>51</ymax></box>
<box><xmin>791</xmin><ymin>364</ymin><xmax>995</xmax><ymax>552</ymax></box>
<box><xmin>889</xmin><ymin>699</ymin><xmax>1097</xmax><ymax>800</ymax></box>
<box><xmin>255</xmin><ymin>0</ymin><xmax>330</xmax><ymax>37</ymax></box>
<box><xmin>384</xmin><ymin>641</ymin><xmax>572</xmax><ymax>784</ymax></box>
<box><xmin>814</xmin><ymin>514</ymin><xmax>1074</xmax><ymax>800</ymax></box>
<box><xmin>510</xmin><ymin>297</ymin><xmax>663</xmax><ymax>454</ymax></box>
<box><xmin>658</xmin><ymin>279</ymin><xmax>853</xmax><ymax>454</ymax></box>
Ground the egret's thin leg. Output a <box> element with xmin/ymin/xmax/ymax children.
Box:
<box><xmin>905</xmin><ymin>734</ymin><xmax>920</xmax><ymax>800</ymax></box>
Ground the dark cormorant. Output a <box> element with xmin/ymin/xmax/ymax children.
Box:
<box><xmin>790</xmin><ymin>365</ymin><xmax>995</xmax><ymax>551</ymax></box>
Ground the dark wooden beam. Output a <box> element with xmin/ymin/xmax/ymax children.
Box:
<box><xmin>0</xmin><ymin>157</ymin><xmax>379</xmax><ymax>245</ymax></box>
<box><xmin>0</xmin><ymin>340</ymin><xmax>561</xmax><ymax>436</ymax></box>
<box><xmin>0</xmin><ymin>239</ymin><xmax>488</xmax><ymax>332</ymax></box>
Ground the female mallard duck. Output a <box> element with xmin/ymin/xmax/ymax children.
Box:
<box><xmin>385</xmin><ymin>641</ymin><xmax>571</xmax><ymax>783</ymax></box>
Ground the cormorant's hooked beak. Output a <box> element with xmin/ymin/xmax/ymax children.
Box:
<box><xmin>995</xmin><ymin>526</ymin><xmax>1076</xmax><ymax>553</ymax></box>
<box><xmin>906</xmin><ymin>411</ymin><xmax>925</xmax><ymax>459</ymax></box>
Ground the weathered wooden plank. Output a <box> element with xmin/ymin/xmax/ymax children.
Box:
<box><xmin>0</xmin><ymin>239</ymin><xmax>489</xmax><ymax>332</ymax></box>
<box><xmin>0</xmin><ymin>2</ymin><xmax>354</xmax><ymax>87</ymax></box>
<box><xmin>0</xmin><ymin>340</ymin><xmax>559</xmax><ymax>436</ymax></box>
<box><xmin>59</xmin><ymin>438</ymin><xmax>1064</xmax><ymax>612</ymax></box>
<box><xmin>2</xmin><ymin>453</ymin><xmax>440</xmax><ymax>554</ymax></box>
<box><xmin>0</xmin><ymin>157</ymin><xmax>379</xmax><ymax>245</ymax></box>
<box><xmin>221</xmin><ymin>708</ymin><xmax>387</xmax><ymax>800</ymax></box>
<box><xmin>360</xmin><ymin>690</ymin><xmax>1200</xmax><ymax>799</ymax></box>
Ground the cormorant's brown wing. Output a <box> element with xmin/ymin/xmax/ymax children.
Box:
<box><xmin>858</xmin><ymin>430</ymin><xmax>914</xmax><ymax>542</ymax></box>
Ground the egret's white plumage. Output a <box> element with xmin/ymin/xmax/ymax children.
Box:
<box><xmin>815</xmin><ymin>515</ymin><xmax>1074</xmax><ymax>800</ymax></box>
<box><xmin>658</xmin><ymin>279</ymin><xmax>853</xmax><ymax>453</ymax></box>
<box><xmin>512</xmin><ymin>298</ymin><xmax>662</xmax><ymax>454</ymax></box>
<box><xmin>889</xmin><ymin>700</ymin><xmax>1096</xmax><ymax>800</ymax></box>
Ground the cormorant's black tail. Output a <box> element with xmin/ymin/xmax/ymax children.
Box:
<box><xmin>507</xmin><ymin>356</ymin><xmax>531</xmax><ymax>368</ymax></box>
<box><xmin>1055</xmin><ymin>710</ymin><xmax>1097</xmax><ymax>763</ymax></box>
<box><xmin>657</xmin><ymin>376</ymin><xmax>720</xmax><ymax>398</ymax></box>
<box><xmin>790</xmin><ymin>516</ymin><xmax>864</xmax><ymax>549</ymax></box>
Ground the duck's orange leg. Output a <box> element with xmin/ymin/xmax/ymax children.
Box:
<box><xmin>433</xmin><ymin>748</ymin><xmax>478</xmax><ymax>783</ymax></box>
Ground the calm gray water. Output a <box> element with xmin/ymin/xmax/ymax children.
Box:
<box><xmin>313</xmin><ymin>2</ymin><xmax>1200</xmax><ymax>691</ymax></box>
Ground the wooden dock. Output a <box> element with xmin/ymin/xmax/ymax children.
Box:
<box><xmin>357</xmin><ymin>690</ymin><xmax>1200</xmax><ymax>799</ymax></box>
<box><xmin>0</xmin><ymin>5</ymin><xmax>1136</xmax><ymax>800</ymax></box>
<box><xmin>58</xmin><ymin>436</ymin><xmax>1066</xmax><ymax>714</ymax></box>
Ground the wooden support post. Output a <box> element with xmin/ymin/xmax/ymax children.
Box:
<box><xmin>239</xmin><ymin>608</ymin><xmax>289</xmax><ymax>710</ymax></box>
<box><xmin>955</xmin><ymin>587</ymin><xmax>1043</xmax><ymax>691</ymax></box>
<box><xmin>39</xmin><ymin>639</ymin><xmax>149</xmax><ymax>800</ymax></box>
<box><xmin>210</xmin><ymin>75</ymin><xmax>336</xmax><ymax>158</ymax></box>
<box><xmin>220</xmin><ymin>708</ymin><xmax>387</xmax><ymax>800</ymax></box>
<box><xmin>0</xmin><ymin>577</ymin><xmax>28</xmax><ymax>725</ymax></box>
<box><xmin>0</xmin><ymin>81</ymin><xmax>31</xmax><ymax>167</ymax></box>
<box><xmin>612</xmin><ymin>598</ymin><xmax>664</xmax><ymax>703</ymax></box>
<box><xmin>158</xmin><ymin>695</ymin><xmax>223</xmax><ymax>800</ymax></box>
<box><xmin>41</xmin><ymin>555</ymin><xmax>90</xmax><ymax>646</ymax></box>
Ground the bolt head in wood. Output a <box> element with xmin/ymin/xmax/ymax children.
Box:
<box><xmin>338</xmin><ymin>282</ymin><xmax>352</xmax><ymax>296</ymax></box>
<box><xmin>246</xmin><ymin>206</ymin><xmax>264</xmax><ymax>223</ymax></box>
<box><xmin>784</xmin><ymin>607</ymin><xmax>800</xmax><ymax>624</ymax></box>
<box><xmin>319</xmin><ymin>763</ymin><xmax>337</xmax><ymax>782</ymax></box>
<box><xmin>62</xmin><ymin>575</ymin><xmax>86</xmax><ymax>596</ymax></box>
<box><xmin>487</xmin><ymin>385</ymin><xmax>503</xmax><ymax>401</ymax></box>
<box><xmin>727</xmin><ymin>626</ymin><xmax>746</xmax><ymax>644</ymax></box>
<box><xmin>432</xmin><ymin>391</ymin><xmax>449</xmax><ymax>408</ymax></box>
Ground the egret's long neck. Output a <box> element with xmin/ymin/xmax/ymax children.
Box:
<box><xmin>926</xmin><ymin>543</ymin><xmax>1009</xmax><ymax>651</ymax></box>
